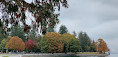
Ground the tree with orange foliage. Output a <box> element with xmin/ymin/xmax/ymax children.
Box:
<box><xmin>40</xmin><ymin>32</ymin><xmax>64</xmax><ymax>53</ymax></box>
<box><xmin>6</xmin><ymin>36</ymin><xmax>25</xmax><ymax>51</ymax></box>
<box><xmin>95</xmin><ymin>39</ymin><xmax>108</xmax><ymax>53</ymax></box>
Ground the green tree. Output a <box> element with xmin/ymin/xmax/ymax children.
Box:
<box><xmin>62</xmin><ymin>33</ymin><xmax>81</xmax><ymax>53</ymax></box>
<box><xmin>28</xmin><ymin>28</ymin><xmax>38</xmax><ymax>39</ymax></box>
<box><xmin>0</xmin><ymin>28</ymin><xmax>8</xmax><ymax>43</ymax></box>
<box><xmin>78</xmin><ymin>32</ymin><xmax>92</xmax><ymax>52</ymax></box>
<box><xmin>73</xmin><ymin>31</ymin><xmax>77</xmax><ymax>37</ymax></box>
<box><xmin>59</xmin><ymin>25</ymin><xmax>68</xmax><ymax>34</ymax></box>
<box><xmin>89</xmin><ymin>40</ymin><xmax>96</xmax><ymax>52</ymax></box>
<box><xmin>0</xmin><ymin>36</ymin><xmax>11</xmax><ymax>52</ymax></box>
<box><xmin>40</xmin><ymin>32</ymin><xmax>64</xmax><ymax>53</ymax></box>
<box><xmin>10</xmin><ymin>25</ymin><xmax>26</xmax><ymax>41</ymax></box>
<box><xmin>69</xmin><ymin>38</ymin><xmax>81</xmax><ymax>53</ymax></box>
<box><xmin>47</xmin><ymin>26</ymin><xmax>55</xmax><ymax>32</ymax></box>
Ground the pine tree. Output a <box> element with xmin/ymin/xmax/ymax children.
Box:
<box><xmin>59</xmin><ymin>25</ymin><xmax>68</xmax><ymax>34</ymax></box>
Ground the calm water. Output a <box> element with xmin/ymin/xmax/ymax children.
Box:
<box><xmin>55</xmin><ymin>54</ymin><xmax>118</xmax><ymax>57</ymax></box>
<box><xmin>107</xmin><ymin>54</ymin><xmax>118</xmax><ymax>57</ymax></box>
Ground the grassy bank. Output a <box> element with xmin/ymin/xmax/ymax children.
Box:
<box><xmin>78</xmin><ymin>52</ymin><xmax>100</xmax><ymax>54</ymax></box>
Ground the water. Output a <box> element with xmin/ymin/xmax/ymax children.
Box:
<box><xmin>107</xmin><ymin>54</ymin><xmax>118</xmax><ymax>57</ymax></box>
<box><xmin>55</xmin><ymin>54</ymin><xmax>118</xmax><ymax>57</ymax></box>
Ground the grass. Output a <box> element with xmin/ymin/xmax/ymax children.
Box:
<box><xmin>3</xmin><ymin>56</ymin><xmax>9</xmax><ymax>57</ymax></box>
<box><xmin>0</xmin><ymin>54</ymin><xmax>21</xmax><ymax>57</ymax></box>
<box><xmin>67</xmin><ymin>52</ymin><xmax>100</xmax><ymax>54</ymax></box>
<box><xmin>78</xmin><ymin>52</ymin><xmax>100</xmax><ymax>54</ymax></box>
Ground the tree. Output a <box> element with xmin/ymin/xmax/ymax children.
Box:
<box><xmin>73</xmin><ymin>31</ymin><xmax>77</xmax><ymax>37</ymax></box>
<box><xmin>27</xmin><ymin>28</ymin><xmax>40</xmax><ymax>41</ymax></box>
<box><xmin>69</xmin><ymin>38</ymin><xmax>81</xmax><ymax>53</ymax></box>
<box><xmin>40</xmin><ymin>32</ymin><xmax>64</xmax><ymax>53</ymax></box>
<box><xmin>6</xmin><ymin>36</ymin><xmax>25</xmax><ymax>51</ymax></box>
<box><xmin>25</xmin><ymin>39</ymin><xmax>38</xmax><ymax>52</ymax></box>
<box><xmin>59</xmin><ymin>25</ymin><xmax>68</xmax><ymax>34</ymax></box>
<box><xmin>0</xmin><ymin>28</ymin><xmax>8</xmax><ymax>43</ymax></box>
<box><xmin>95</xmin><ymin>39</ymin><xmax>108</xmax><ymax>53</ymax></box>
<box><xmin>62</xmin><ymin>33</ymin><xmax>81</xmax><ymax>53</ymax></box>
<box><xmin>0</xmin><ymin>0</ymin><xmax>68</xmax><ymax>34</ymax></box>
<box><xmin>78</xmin><ymin>32</ymin><xmax>92</xmax><ymax>52</ymax></box>
<box><xmin>47</xmin><ymin>26</ymin><xmax>55</xmax><ymax>32</ymax></box>
<box><xmin>10</xmin><ymin>25</ymin><xmax>26</xmax><ymax>41</ymax></box>
<box><xmin>89</xmin><ymin>40</ymin><xmax>96</xmax><ymax>52</ymax></box>
<box><xmin>0</xmin><ymin>36</ymin><xmax>11</xmax><ymax>52</ymax></box>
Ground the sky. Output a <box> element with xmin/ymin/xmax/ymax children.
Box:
<box><xmin>55</xmin><ymin>0</ymin><xmax>118</xmax><ymax>54</ymax></box>
<box><xmin>0</xmin><ymin>0</ymin><xmax>118</xmax><ymax>54</ymax></box>
<box><xmin>25</xmin><ymin>0</ymin><xmax>118</xmax><ymax>54</ymax></box>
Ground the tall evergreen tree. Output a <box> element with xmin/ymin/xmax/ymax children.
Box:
<box><xmin>78</xmin><ymin>32</ymin><xmax>92</xmax><ymax>52</ymax></box>
<box><xmin>47</xmin><ymin>26</ymin><xmax>55</xmax><ymax>32</ymax></box>
<box><xmin>73</xmin><ymin>31</ymin><xmax>77</xmax><ymax>37</ymax></box>
<box><xmin>59</xmin><ymin>25</ymin><xmax>68</xmax><ymax>34</ymax></box>
<box><xmin>10</xmin><ymin>25</ymin><xmax>26</xmax><ymax>41</ymax></box>
<box><xmin>27</xmin><ymin>28</ymin><xmax>40</xmax><ymax>42</ymax></box>
<box><xmin>89</xmin><ymin>40</ymin><xmax>96</xmax><ymax>52</ymax></box>
<box><xmin>0</xmin><ymin>28</ymin><xmax>8</xmax><ymax>43</ymax></box>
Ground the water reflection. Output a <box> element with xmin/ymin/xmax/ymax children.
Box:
<box><xmin>55</xmin><ymin>56</ymin><xmax>107</xmax><ymax>57</ymax></box>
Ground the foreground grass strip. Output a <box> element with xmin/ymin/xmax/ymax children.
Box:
<box><xmin>3</xmin><ymin>56</ymin><xmax>9</xmax><ymax>57</ymax></box>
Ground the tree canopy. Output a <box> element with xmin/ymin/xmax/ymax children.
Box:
<box><xmin>95</xmin><ymin>39</ymin><xmax>109</xmax><ymax>53</ymax></box>
<box><xmin>0</xmin><ymin>36</ymin><xmax>10</xmax><ymax>50</ymax></box>
<box><xmin>0</xmin><ymin>0</ymin><xmax>68</xmax><ymax>34</ymax></box>
<box><xmin>6</xmin><ymin>36</ymin><xmax>25</xmax><ymax>51</ymax></box>
<box><xmin>40</xmin><ymin>32</ymin><xmax>64</xmax><ymax>53</ymax></box>
<box><xmin>62</xmin><ymin>33</ymin><xmax>81</xmax><ymax>53</ymax></box>
<box><xmin>25</xmin><ymin>39</ymin><xmax>38</xmax><ymax>52</ymax></box>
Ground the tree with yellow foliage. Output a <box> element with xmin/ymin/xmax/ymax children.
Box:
<box><xmin>40</xmin><ymin>32</ymin><xmax>64</xmax><ymax>53</ymax></box>
<box><xmin>95</xmin><ymin>39</ymin><xmax>108</xmax><ymax>53</ymax></box>
<box><xmin>6</xmin><ymin>36</ymin><xmax>25</xmax><ymax>51</ymax></box>
<box><xmin>62</xmin><ymin>33</ymin><xmax>81</xmax><ymax>53</ymax></box>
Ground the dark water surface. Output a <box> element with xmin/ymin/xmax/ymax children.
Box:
<box><xmin>54</xmin><ymin>54</ymin><xmax>117</xmax><ymax>57</ymax></box>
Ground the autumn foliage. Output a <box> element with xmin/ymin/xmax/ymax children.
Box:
<box><xmin>62</xmin><ymin>33</ymin><xmax>81</xmax><ymax>52</ymax></box>
<box><xmin>0</xmin><ymin>0</ymin><xmax>68</xmax><ymax>34</ymax></box>
<box><xmin>62</xmin><ymin>33</ymin><xmax>76</xmax><ymax>52</ymax></box>
<box><xmin>95</xmin><ymin>39</ymin><xmax>108</xmax><ymax>53</ymax></box>
<box><xmin>6</xmin><ymin>36</ymin><xmax>25</xmax><ymax>51</ymax></box>
<box><xmin>40</xmin><ymin>32</ymin><xmax>64</xmax><ymax>53</ymax></box>
<box><xmin>25</xmin><ymin>39</ymin><xmax>38</xmax><ymax>51</ymax></box>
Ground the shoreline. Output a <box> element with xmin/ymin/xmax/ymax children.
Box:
<box><xmin>0</xmin><ymin>53</ymin><xmax>109</xmax><ymax>57</ymax></box>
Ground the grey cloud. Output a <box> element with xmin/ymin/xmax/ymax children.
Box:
<box><xmin>24</xmin><ymin>0</ymin><xmax>118</xmax><ymax>53</ymax></box>
<box><xmin>55</xmin><ymin>0</ymin><xmax>118</xmax><ymax>53</ymax></box>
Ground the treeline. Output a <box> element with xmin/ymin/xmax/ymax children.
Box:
<box><xmin>0</xmin><ymin>25</ymin><xmax>109</xmax><ymax>54</ymax></box>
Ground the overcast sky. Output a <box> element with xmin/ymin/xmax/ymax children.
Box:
<box><xmin>25</xmin><ymin>0</ymin><xmax>118</xmax><ymax>54</ymax></box>
<box><xmin>55</xmin><ymin>0</ymin><xmax>118</xmax><ymax>54</ymax></box>
<box><xmin>0</xmin><ymin>0</ymin><xmax>117</xmax><ymax>54</ymax></box>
